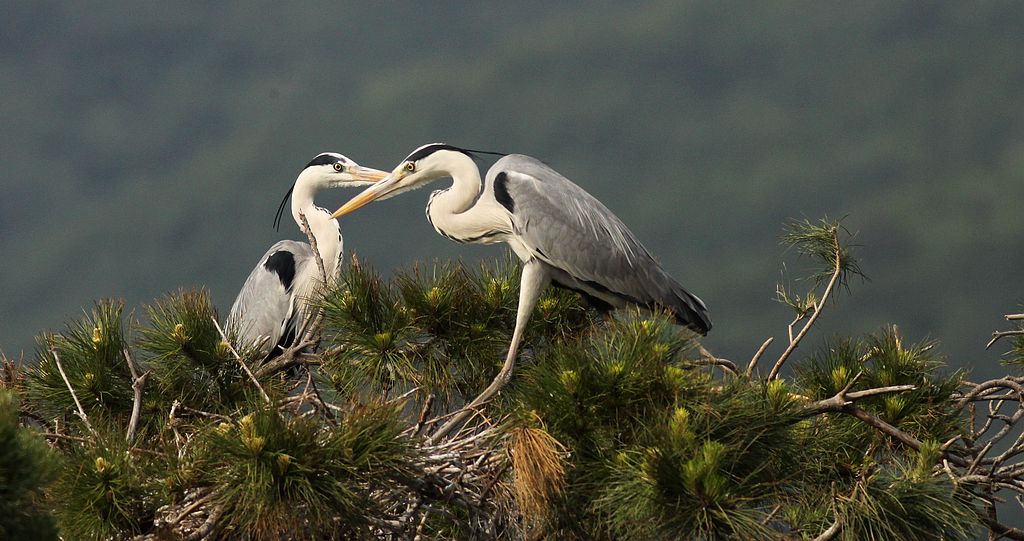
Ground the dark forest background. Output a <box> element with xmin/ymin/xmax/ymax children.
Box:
<box><xmin>2</xmin><ymin>1</ymin><xmax>1022</xmax><ymax>379</ymax></box>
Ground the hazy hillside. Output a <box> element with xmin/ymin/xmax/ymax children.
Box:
<box><xmin>2</xmin><ymin>2</ymin><xmax>1023</xmax><ymax>379</ymax></box>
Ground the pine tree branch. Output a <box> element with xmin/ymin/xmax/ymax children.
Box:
<box><xmin>412</xmin><ymin>394</ymin><xmax>436</xmax><ymax>437</ymax></box>
<box><xmin>123</xmin><ymin>347</ymin><xmax>147</xmax><ymax>442</ymax></box>
<box><xmin>983</xmin><ymin>517</ymin><xmax>1024</xmax><ymax>541</ymax></box>
<box><xmin>210</xmin><ymin>316</ymin><xmax>270</xmax><ymax>403</ymax></box>
<box><xmin>768</xmin><ymin>229</ymin><xmax>842</xmax><ymax>380</ymax></box>
<box><xmin>746</xmin><ymin>337</ymin><xmax>774</xmax><ymax>377</ymax></box>
<box><xmin>183</xmin><ymin>503</ymin><xmax>224</xmax><ymax>541</ymax></box>
<box><xmin>41</xmin><ymin>433</ymin><xmax>165</xmax><ymax>457</ymax></box>
<box><xmin>987</xmin><ymin>330</ymin><xmax>1024</xmax><ymax>350</ymax></box>
<box><xmin>801</xmin><ymin>383</ymin><xmax>917</xmax><ymax>416</ymax></box>
<box><xmin>299</xmin><ymin>211</ymin><xmax>327</xmax><ymax>286</ymax></box>
<box><xmin>50</xmin><ymin>348</ymin><xmax>97</xmax><ymax>437</ymax></box>
<box><xmin>162</xmin><ymin>488</ymin><xmax>215</xmax><ymax>527</ymax></box>
<box><xmin>252</xmin><ymin>339</ymin><xmax>319</xmax><ymax>379</ymax></box>
<box><xmin>811</xmin><ymin>518</ymin><xmax>841</xmax><ymax>541</ymax></box>
<box><xmin>298</xmin><ymin>211</ymin><xmax>327</xmax><ymax>343</ymax></box>
<box><xmin>696</xmin><ymin>345</ymin><xmax>738</xmax><ymax>376</ymax></box>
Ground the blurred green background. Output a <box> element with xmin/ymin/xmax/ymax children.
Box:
<box><xmin>2</xmin><ymin>1</ymin><xmax>1022</xmax><ymax>379</ymax></box>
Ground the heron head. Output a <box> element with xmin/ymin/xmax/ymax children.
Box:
<box><xmin>273</xmin><ymin>153</ymin><xmax>388</xmax><ymax>230</ymax></box>
<box><xmin>330</xmin><ymin>143</ymin><xmax>475</xmax><ymax>218</ymax></box>
<box><xmin>303</xmin><ymin>152</ymin><xmax>389</xmax><ymax>189</ymax></box>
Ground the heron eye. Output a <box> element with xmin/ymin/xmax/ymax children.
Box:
<box><xmin>333</xmin><ymin>162</ymin><xmax>344</xmax><ymax>172</ymax></box>
<box><xmin>404</xmin><ymin>162</ymin><xmax>416</xmax><ymax>172</ymax></box>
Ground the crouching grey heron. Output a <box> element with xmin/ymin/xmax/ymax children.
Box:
<box><xmin>331</xmin><ymin>143</ymin><xmax>710</xmax><ymax>438</ymax></box>
<box><xmin>227</xmin><ymin>153</ymin><xmax>387</xmax><ymax>360</ymax></box>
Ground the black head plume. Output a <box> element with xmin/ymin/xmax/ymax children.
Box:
<box><xmin>273</xmin><ymin>186</ymin><xmax>292</xmax><ymax>231</ymax></box>
<box><xmin>404</xmin><ymin>142</ymin><xmax>506</xmax><ymax>163</ymax></box>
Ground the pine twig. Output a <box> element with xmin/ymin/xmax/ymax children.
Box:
<box><xmin>42</xmin><ymin>433</ymin><xmax>165</xmax><ymax>457</ymax></box>
<box><xmin>802</xmin><ymin>382</ymin><xmax>917</xmax><ymax>416</ymax></box>
<box><xmin>50</xmin><ymin>348</ymin><xmax>97</xmax><ymax>437</ymax></box>
<box><xmin>746</xmin><ymin>337</ymin><xmax>774</xmax><ymax>377</ymax></box>
<box><xmin>413</xmin><ymin>394</ymin><xmax>436</xmax><ymax>437</ymax></box>
<box><xmin>253</xmin><ymin>338</ymin><xmax>318</xmax><ymax>379</ymax></box>
<box><xmin>812</xmin><ymin>518</ymin><xmax>842</xmax><ymax>541</ymax></box>
<box><xmin>297</xmin><ymin>211</ymin><xmax>328</xmax><ymax>345</ymax></box>
<box><xmin>299</xmin><ymin>211</ymin><xmax>328</xmax><ymax>288</ymax></box>
<box><xmin>696</xmin><ymin>344</ymin><xmax>738</xmax><ymax>376</ymax></box>
<box><xmin>210</xmin><ymin>317</ymin><xmax>270</xmax><ymax>404</ymax></box>
<box><xmin>987</xmin><ymin>330</ymin><xmax>1024</xmax><ymax>350</ymax></box>
<box><xmin>768</xmin><ymin>229</ymin><xmax>842</xmax><ymax>381</ymax></box>
<box><xmin>124</xmin><ymin>347</ymin><xmax>148</xmax><ymax>442</ymax></box>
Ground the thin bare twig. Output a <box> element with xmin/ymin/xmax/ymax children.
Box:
<box><xmin>183</xmin><ymin>503</ymin><xmax>224</xmax><ymax>541</ymax></box>
<box><xmin>768</xmin><ymin>229</ymin><xmax>842</xmax><ymax>380</ymax></box>
<box><xmin>746</xmin><ymin>337</ymin><xmax>774</xmax><ymax>377</ymax></box>
<box><xmin>210</xmin><ymin>316</ymin><xmax>270</xmax><ymax>403</ymax></box>
<box><xmin>983</xmin><ymin>517</ymin><xmax>1024</xmax><ymax>541</ymax></box>
<box><xmin>50</xmin><ymin>348</ymin><xmax>97</xmax><ymax>437</ymax></box>
<box><xmin>253</xmin><ymin>339</ymin><xmax>318</xmax><ymax>379</ymax></box>
<box><xmin>987</xmin><ymin>330</ymin><xmax>1024</xmax><ymax>351</ymax></box>
<box><xmin>299</xmin><ymin>211</ymin><xmax>328</xmax><ymax>287</ymax></box>
<box><xmin>812</xmin><ymin>518</ymin><xmax>842</xmax><ymax>541</ymax></box>
<box><xmin>296</xmin><ymin>211</ymin><xmax>328</xmax><ymax>350</ymax></box>
<box><xmin>694</xmin><ymin>345</ymin><xmax>739</xmax><ymax>376</ymax></box>
<box><xmin>413</xmin><ymin>394</ymin><xmax>436</xmax><ymax>437</ymax></box>
<box><xmin>42</xmin><ymin>432</ymin><xmax>165</xmax><ymax>457</ymax></box>
<box><xmin>802</xmin><ymin>384</ymin><xmax>916</xmax><ymax>416</ymax></box>
<box><xmin>124</xmin><ymin>347</ymin><xmax>148</xmax><ymax>442</ymax></box>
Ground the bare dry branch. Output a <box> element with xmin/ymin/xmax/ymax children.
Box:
<box><xmin>812</xmin><ymin>518</ymin><xmax>842</xmax><ymax>541</ymax></box>
<box><xmin>987</xmin><ymin>330</ymin><xmax>1024</xmax><ymax>351</ymax></box>
<box><xmin>50</xmin><ymin>348</ymin><xmax>97</xmax><ymax>437</ymax></box>
<box><xmin>124</xmin><ymin>347</ymin><xmax>148</xmax><ymax>442</ymax></box>
<box><xmin>694</xmin><ymin>345</ymin><xmax>739</xmax><ymax>376</ymax></box>
<box><xmin>768</xmin><ymin>229</ymin><xmax>842</xmax><ymax>380</ymax></box>
<box><xmin>746</xmin><ymin>337</ymin><xmax>774</xmax><ymax>377</ymax></box>
<box><xmin>802</xmin><ymin>384</ymin><xmax>917</xmax><ymax>416</ymax></box>
<box><xmin>210</xmin><ymin>316</ymin><xmax>270</xmax><ymax>403</ymax></box>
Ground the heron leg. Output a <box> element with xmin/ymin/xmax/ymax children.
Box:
<box><xmin>497</xmin><ymin>260</ymin><xmax>549</xmax><ymax>386</ymax></box>
<box><xmin>430</xmin><ymin>260</ymin><xmax>549</xmax><ymax>442</ymax></box>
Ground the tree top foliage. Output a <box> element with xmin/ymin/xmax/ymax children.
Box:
<box><xmin>4</xmin><ymin>218</ymin><xmax>1024</xmax><ymax>539</ymax></box>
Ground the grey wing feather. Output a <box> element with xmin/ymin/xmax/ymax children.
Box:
<box><xmin>490</xmin><ymin>155</ymin><xmax>711</xmax><ymax>334</ymax></box>
<box><xmin>226</xmin><ymin>240</ymin><xmax>313</xmax><ymax>354</ymax></box>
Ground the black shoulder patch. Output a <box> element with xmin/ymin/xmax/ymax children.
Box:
<box><xmin>305</xmin><ymin>153</ymin><xmax>346</xmax><ymax>168</ymax></box>
<box><xmin>264</xmin><ymin>250</ymin><xmax>297</xmax><ymax>291</ymax></box>
<box><xmin>493</xmin><ymin>172</ymin><xmax>515</xmax><ymax>213</ymax></box>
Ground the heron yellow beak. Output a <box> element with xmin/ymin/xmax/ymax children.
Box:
<box><xmin>351</xmin><ymin>166</ymin><xmax>389</xmax><ymax>183</ymax></box>
<box><xmin>330</xmin><ymin>170</ymin><xmax>406</xmax><ymax>218</ymax></box>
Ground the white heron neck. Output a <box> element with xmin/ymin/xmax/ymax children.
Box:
<box><xmin>291</xmin><ymin>180</ymin><xmax>342</xmax><ymax>279</ymax></box>
<box><xmin>426</xmin><ymin>153</ymin><xmax>508</xmax><ymax>242</ymax></box>
<box><xmin>428</xmin><ymin>153</ymin><xmax>483</xmax><ymax>217</ymax></box>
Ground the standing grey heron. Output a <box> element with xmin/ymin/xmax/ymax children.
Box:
<box><xmin>226</xmin><ymin>153</ymin><xmax>387</xmax><ymax>360</ymax></box>
<box><xmin>330</xmin><ymin>143</ymin><xmax>710</xmax><ymax>437</ymax></box>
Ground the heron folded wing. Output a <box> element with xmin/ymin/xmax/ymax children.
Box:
<box><xmin>490</xmin><ymin>155</ymin><xmax>710</xmax><ymax>333</ymax></box>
